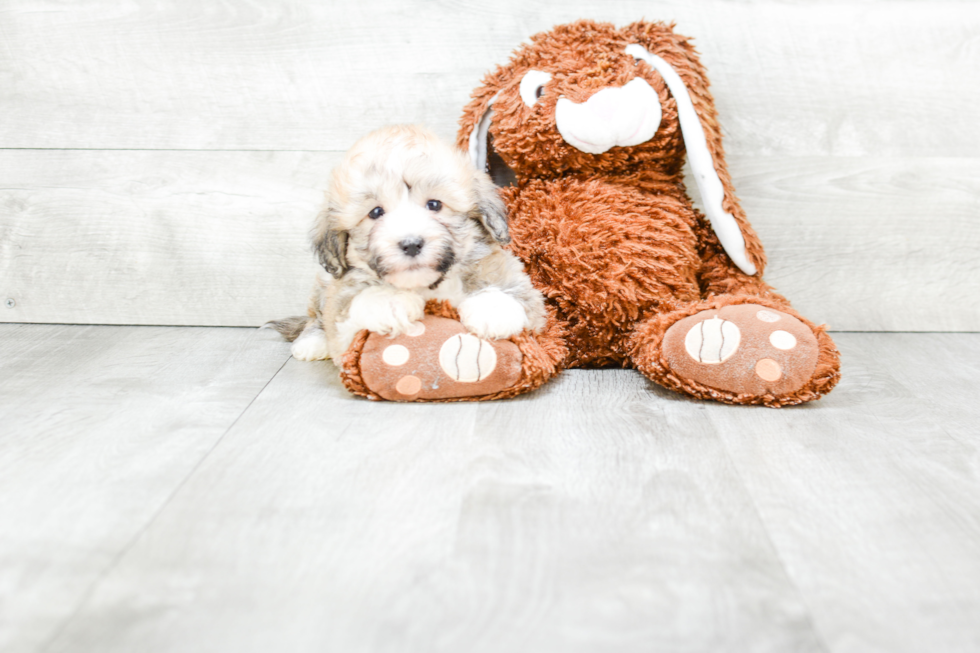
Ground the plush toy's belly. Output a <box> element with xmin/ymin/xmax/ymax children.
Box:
<box><xmin>503</xmin><ymin>177</ymin><xmax>702</xmax><ymax>367</ymax></box>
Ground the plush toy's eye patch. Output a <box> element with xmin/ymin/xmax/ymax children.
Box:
<box><xmin>519</xmin><ymin>70</ymin><xmax>552</xmax><ymax>107</ymax></box>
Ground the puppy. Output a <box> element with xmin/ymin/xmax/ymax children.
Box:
<box><xmin>267</xmin><ymin>124</ymin><xmax>546</xmax><ymax>363</ymax></box>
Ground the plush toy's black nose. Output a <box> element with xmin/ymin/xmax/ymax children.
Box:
<box><xmin>399</xmin><ymin>237</ymin><xmax>424</xmax><ymax>258</ymax></box>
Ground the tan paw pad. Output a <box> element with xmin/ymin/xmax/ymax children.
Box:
<box><xmin>663</xmin><ymin>304</ymin><xmax>819</xmax><ymax>397</ymax></box>
<box><xmin>755</xmin><ymin>358</ymin><xmax>782</xmax><ymax>382</ymax></box>
<box><xmin>395</xmin><ymin>375</ymin><xmax>422</xmax><ymax>397</ymax></box>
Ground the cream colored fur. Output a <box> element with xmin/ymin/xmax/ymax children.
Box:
<box><xmin>268</xmin><ymin>124</ymin><xmax>546</xmax><ymax>362</ymax></box>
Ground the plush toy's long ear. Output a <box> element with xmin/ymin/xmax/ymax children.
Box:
<box><xmin>466</xmin><ymin>94</ymin><xmax>496</xmax><ymax>175</ymax></box>
<box><xmin>459</xmin><ymin>88</ymin><xmax>511</xmax><ymax>242</ymax></box>
<box><xmin>470</xmin><ymin>171</ymin><xmax>510</xmax><ymax>244</ymax></box>
<box><xmin>465</xmin><ymin>100</ymin><xmax>517</xmax><ymax>187</ymax></box>
<box><xmin>311</xmin><ymin>204</ymin><xmax>349</xmax><ymax>278</ymax></box>
<box><xmin>626</xmin><ymin>37</ymin><xmax>766</xmax><ymax>277</ymax></box>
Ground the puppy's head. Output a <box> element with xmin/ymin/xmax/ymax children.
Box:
<box><xmin>313</xmin><ymin>124</ymin><xmax>508</xmax><ymax>289</ymax></box>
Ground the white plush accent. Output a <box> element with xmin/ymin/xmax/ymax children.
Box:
<box><xmin>756</xmin><ymin>309</ymin><xmax>781</xmax><ymax>323</ymax></box>
<box><xmin>626</xmin><ymin>44</ymin><xmax>757</xmax><ymax>276</ymax></box>
<box><xmin>520</xmin><ymin>70</ymin><xmax>552</xmax><ymax>107</ymax></box>
<box><xmin>467</xmin><ymin>93</ymin><xmax>498</xmax><ymax>173</ymax></box>
<box><xmin>336</xmin><ymin>286</ymin><xmax>425</xmax><ymax>350</ymax></box>
<box><xmin>291</xmin><ymin>329</ymin><xmax>330</xmax><ymax>361</ymax></box>
<box><xmin>458</xmin><ymin>288</ymin><xmax>529</xmax><ymax>340</ymax></box>
<box><xmin>769</xmin><ymin>330</ymin><xmax>798</xmax><ymax>350</ymax></box>
<box><xmin>684</xmin><ymin>317</ymin><xmax>741</xmax><ymax>364</ymax></box>
<box><xmin>439</xmin><ymin>334</ymin><xmax>497</xmax><ymax>383</ymax></box>
<box><xmin>382</xmin><ymin>344</ymin><xmax>410</xmax><ymax>366</ymax></box>
<box><xmin>554</xmin><ymin>78</ymin><xmax>662</xmax><ymax>155</ymax></box>
<box><xmin>404</xmin><ymin>322</ymin><xmax>426</xmax><ymax>337</ymax></box>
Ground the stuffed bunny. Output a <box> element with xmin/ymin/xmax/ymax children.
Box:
<box><xmin>341</xmin><ymin>20</ymin><xmax>840</xmax><ymax>406</ymax></box>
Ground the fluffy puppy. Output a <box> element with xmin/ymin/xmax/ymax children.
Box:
<box><xmin>267</xmin><ymin>124</ymin><xmax>547</xmax><ymax>363</ymax></box>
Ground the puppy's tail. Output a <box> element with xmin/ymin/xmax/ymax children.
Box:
<box><xmin>261</xmin><ymin>316</ymin><xmax>311</xmax><ymax>342</ymax></box>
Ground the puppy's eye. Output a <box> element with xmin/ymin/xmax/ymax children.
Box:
<box><xmin>368</xmin><ymin>206</ymin><xmax>384</xmax><ymax>219</ymax></box>
<box><xmin>426</xmin><ymin>199</ymin><xmax>442</xmax><ymax>212</ymax></box>
<box><xmin>520</xmin><ymin>70</ymin><xmax>552</xmax><ymax>107</ymax></box>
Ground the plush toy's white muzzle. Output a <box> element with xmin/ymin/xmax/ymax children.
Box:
<box><xmin>554</xmin><ymin>78</ymin><xmax>662</xmax><ymax>155</ymax></box>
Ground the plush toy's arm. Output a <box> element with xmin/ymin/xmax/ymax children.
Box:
<box><xmin>690</xmin><ymin>207</ymin><xmax>789</xmax><ymax>301</ymax></box>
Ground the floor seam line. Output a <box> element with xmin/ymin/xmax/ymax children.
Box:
<box><xmin>711</xmin><ymin>417</ymin><xmax>836</xmax><ymax>653</ymax></box>
<box><xmin>37</xmin><ymin>353</ymin><xmax>292</xmax><ymax>653</ymax></box>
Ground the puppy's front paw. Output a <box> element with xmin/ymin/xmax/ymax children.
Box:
<box><xmin>341</xmin><ymin>286</ymin><xmax>426</xmax><ymax>339</ymax></box>
<box><xmin>459</xmin><ymin>289</ymin><xmax>530</xmax><ymax>340</ymax></box>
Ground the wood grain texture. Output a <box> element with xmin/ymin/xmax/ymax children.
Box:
<box><xmin>867</xmin><ymin>333</ymin><xmax>980</xmax><ymax>440</ymax></box>
<box><xmin>0</xmin><ymin>149</ymin><xmax>332</xmax><ymax>326</ymax></box>
<box><xmin>0</xmin><ymin>0</ymin><xmax>977</xmax><ymax>154</ymax></box>
<box><xmin>3</xmin><ymin>151</ymin><xmax>977</xmax><ymax>330</ymax></box>
<box><xmin>3</xmin><ymin>327</ymin><xmax>980</xmax><ymax>651</ymax></box>
<box><xmin>0</xmin><ymin>324</ymin><xmax>290</xmax><ymax>653</ymax></box>
<box><xmin>40</xmin><ymin>359</ymin><xmax>824</xmax><ymax>653</ymax></box>
<box><xmin>3</xmin><ymin>1</ymin><xmax>977</xmax><ymax>330</ymax></box>
<box><xmin>707</xmin><ymin>332</ymin><xmax>980</xmax><ymax>653</ymax></box>
<box><xmin>732</xmin><ymin>157</ymin><xmax>980</xmax><ymax>332</ymax></box>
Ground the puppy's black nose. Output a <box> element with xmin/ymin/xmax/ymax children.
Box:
<box><xmin>399</xmin><ymin>237</ymin><xmax>424</xmax><ymax>258</ymax></box>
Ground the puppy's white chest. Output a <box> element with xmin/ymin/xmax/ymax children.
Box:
<box><xmin>422</xmin><ymin>274</ymin><xmax>466</xmax><ymax>305</ymax></box>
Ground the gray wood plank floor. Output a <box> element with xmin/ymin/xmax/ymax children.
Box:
<box><xmin>2</xmin><ymin>326</ymin><xmax>979</xmax><ymax>653</ymax></box>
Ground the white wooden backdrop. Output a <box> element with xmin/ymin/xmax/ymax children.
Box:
<box><xmin>1</xmin><ymin>0</ymin><xmax>978</xmax><ymax>330</ymax></box>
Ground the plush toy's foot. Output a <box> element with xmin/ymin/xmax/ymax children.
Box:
<box><xmin>631</xmin><ymin>300</ymin><xmax>840</xmax><ymax>406</ymax></box>
<box><xmin>339</xmin><ymin>301</ymin><xmax>566</xmax><ymax>402</ymax></box>
<box><xmin>348</xmin><ymin>316</ymin><xmax>523</xmax><ymax>401</ymax></box>
<box><xmin>662</xmin><ymin>303</ymin><xmax>819</xmax><ymax>397</ymax></box>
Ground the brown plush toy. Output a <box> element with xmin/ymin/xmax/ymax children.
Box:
<box><xmin>342</xmin><ymin>19</ymin><xmax>840</xmax><ymax>406</ymax></box>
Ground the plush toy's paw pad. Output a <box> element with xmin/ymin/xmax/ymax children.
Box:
<box><xmin>358</xmin><ymin>316</ymin><xmax>523</xmax><ymax>401</ymax></box>
<box><xmin>662</xmin><ymin>304</ymin><xmax>818</xmax><ymax>397</ymax></box>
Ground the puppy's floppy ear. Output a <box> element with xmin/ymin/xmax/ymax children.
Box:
<box><xmin>470</xmin><ymin>173</ymin><xmax>510</xmax><ymax>244</ymax></box>
<box><xmin>311</xmin><ymin>205</ymin><xmax>349</xmax><ymax>278</ymax></box>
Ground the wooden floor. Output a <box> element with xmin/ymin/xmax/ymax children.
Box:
<box><xmin>0</xmin><ymin>325</ymin><xmax>978</xmax><ymax>652</ymax></box>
